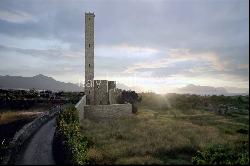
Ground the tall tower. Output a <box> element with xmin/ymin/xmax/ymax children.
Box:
<box><xmin>85</xmin><ymin>12</ymin><xmax>95</xmax><ymax>105</ymax></box>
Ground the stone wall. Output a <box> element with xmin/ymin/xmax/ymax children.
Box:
<box><xmin>75</xmin><ymin>95</ymin><xmax>86</xmax><ymax>121</ymax></box>
<box><xmin>84</xmin><ymin>103</ymin><xmax>132</xmax><ymax>121</ymax></box>
<box><xmin>1</xmin><ymin>106</ymin><xmax>62</xmax><ymax>165</ymax></box>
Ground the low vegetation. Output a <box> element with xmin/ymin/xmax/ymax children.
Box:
<box><xmin>0</xmin><ymin>89</ymin><xmax>84</xmax><ymax>109</ymax></box>
<box><xmin>79</xmin><ymin>93</ymin><xmax>249</xmax><ymax>165</ymax></box>
<box><xmin>117</xmin><ymin>90</ymin><xmax>142</xmax><ymax>113</ymax></box>
<box><xmin>0</xmin><ymin>111</ymin><xmax>41</xmax><ymax>125</ymax></box>
<box><xmin>192</xmin><ymin>142</ymin><xmax>249</xmax><ymax>165</ymax></box>
<box><xmin>139</xmin><ymin>93</ymin><xmax>249</xmax><ymax>113</ymax></box>
<box><xmin>53</xmin><ymin>105</ymin><xmax>90</xmax><ymax>165</ymax></box>
<box><xmin>81</xmin><ymin>109</ymin><xmax>248</xmax><ymax>164</ymax></box>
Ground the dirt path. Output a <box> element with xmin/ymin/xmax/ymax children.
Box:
<box><xmin>15</xmin><ymin>118</ymin><xmax>56</xmax><ymax>165</ymax></box>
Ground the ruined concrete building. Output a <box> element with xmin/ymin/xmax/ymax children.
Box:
<box><xmin>85</xmin><ymin>12</ymin><xmax>119</xmax><ymax>105</ymax></box>
<box><xmin>75</xmin><ymin>12</ymin><xmax>132</xmax><ymax>121</ymax></box>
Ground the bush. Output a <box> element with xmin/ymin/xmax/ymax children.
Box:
<box><xmin>54</xmin><ymin>105</ymin><xmax>90</xmax><ymax>165</ymax></box>
<box><xmin>118</xmin><ymin>90</ymin><xmax>141</xmax><ymax>114</ymax></box>
<box><xmin>139</xmin><ymin>92</ymin><xmax>169</xmax><ymax>110</ymax></box>
<box><xmin>192</xmin><ymin>142</ymin><xmax>249</xmax><ymax>165</ymax></box>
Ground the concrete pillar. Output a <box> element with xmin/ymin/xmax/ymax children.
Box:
<box><xmin>85</xmin><ymin>12</ymin><xmax>95</xmax><ymax>105</ymax></box>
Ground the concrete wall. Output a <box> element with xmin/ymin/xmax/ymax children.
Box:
<box><xmin>75</xmin><ymin>96</ymin><xmax>132</xmax><ymax>123</ymax></box>
<box><xmin>75</xmin><ymin>95</ymin><xmax>86</xmax><ymax>121</ymax></box>
<box><xmin>84</xmin><ymin>103</ymin><xmax>132</xmax><ymax>121</ymax></box>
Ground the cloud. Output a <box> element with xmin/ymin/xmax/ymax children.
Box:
<box><xmin>238</xmin><ymin>63</ymin><xmax>249</xmax><ymax>70</ymax></box>
<box><xmin>0</xmin><ymin>44</ymin><xmax>81</xmax><ymax>60</ymax></box>
<box><xmin>0</xmin><ymin>10</ymin><xmax>37</xmax><ymax>23</ymax></box>
<box><xmin>0</xmin><ymin>44</ymin><xmax>84</xmax><ymax>83</ymax></box>
<box><xmin>124</xmin><ymin>49</ymin><xmax>228</xmax><ymax>74</ymax></box>
<box><xmin>0</xmin><ymin>0</ymin><xmax>248</xmax><ymax>92</ymax></box>
<box><xmin>96</xmin><ymin>43</ymin><xmax>159</xmax><ymax>58</ymax></box>
<box><xmin>168</xmin><ymin>49</ymin><xmax>229</xmax><ymax>71</ymax></box>
<box><xmin>123</xmin><ymin>48</ymin><xmax>249</xmax><ymax>85</ymax></box>
<box><xmin>0</xmin><ymin>0</ymin><xmax>248</xmax><ymax>49</ymax></box>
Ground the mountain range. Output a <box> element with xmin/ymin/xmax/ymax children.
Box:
<box><xmin>0</xmin><ymin>74</ymin><xmax>248</xmax><ymax>95</ymax></box>
<box><xmin>176</xmin><ymin>84</ymin><xmax>228</xmax><ymax>95</ymax></box>
<box><xmin>176</xmin><ymin>84</ymin><xmax>249</xmax><ymax>96</ymax></box>
<box><xmin>0</xmin><ymin>74</ymin><xmax>82</xmax><ymax>92</ymax></box>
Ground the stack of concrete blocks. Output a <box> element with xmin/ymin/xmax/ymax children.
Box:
<box><xmin>94</xmin><ymin>80</ymin><xmax>108</xmax><ymax>105</ymax></box>
<box><xmin>93</xmin><ymin>80</ymin><xmax>119</xmax><ymax>105</ymax></box>
<box><xmin>108</xmin><ymin>81</ymin><xmax>116</xmax><ymax>90</ymax></box>
<box><xmin>109</xmin><ymin>88</ymin><xmax>122</xmax><ymax>104</ymax></box>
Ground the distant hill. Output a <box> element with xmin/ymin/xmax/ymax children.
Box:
<box><xmin>0</xmin><ymin>74</ymin><xmax>83</xmax><ymax>92</ymax></box>
<box><xmin>176</xmin><ymin>84</ymin><xmax>229</xmax><ymax>95</ymax></box>
<box><xmin>117</xmin><ymin>83</ymin><xmax>249</xmax><ymax>95</ymax></box>
<box><xmin>116</xmin><ymin>83</ymin><xmax>144</xmax><ymax>92</ymax></box>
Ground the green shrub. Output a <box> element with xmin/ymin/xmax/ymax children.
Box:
<box><xmin>192</xmin><ymin>142</ymin><xmax>249</xmax><ymax>165</ymax></box>
<box><xmin>119</xmin><ymin>90</ymin><xmax>141</xmax><ymax>114</ymax></box>
<box><xmin>55</xmin><ymin>105</ymin><xmax>90</xmax><ymax>165</ymax></box>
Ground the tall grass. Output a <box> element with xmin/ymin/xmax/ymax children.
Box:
<box><xmin>0</xmin><ymin>110</ymin><xmax>42</xmax><ymax>125</ymax></box>
<box><xmin>0</xmin><ymin>111</ymin><xmax>22</xmax><ymax>125</ymax></box>
<box><xmin>78</xmin><ymin>93</ymin><xmax>249</xmax><ymax>164</ymax></box>
<box><xmin>80</xmin><ymin>107</ymin><xmax>247</xmax><ymax>165</ymax></box>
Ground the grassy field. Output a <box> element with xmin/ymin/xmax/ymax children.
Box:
<box><xmin>0</xmin><ymin>103</ymin><xmax>54</xmax><ymax>125</ymax></box>
<box><xmin>80</xmin><ymin>107</ymin><xmax>249</xmax><ymax>165</ymax></box>
<box><xmin>0</xmin><ymin>111</ymin><xmax>42</xmax><ymax>125</ymax></box>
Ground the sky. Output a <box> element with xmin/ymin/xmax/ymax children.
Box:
<box><xmin>0</xmin><ymin>0</ymin><xmax>249</xmax><ymax>94</ymax></box>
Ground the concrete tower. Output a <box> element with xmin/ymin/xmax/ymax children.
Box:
<box><xmin>85</xmin><ymin>12</ymin><xmax>95</xmax><ymax>105</ymax></box>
